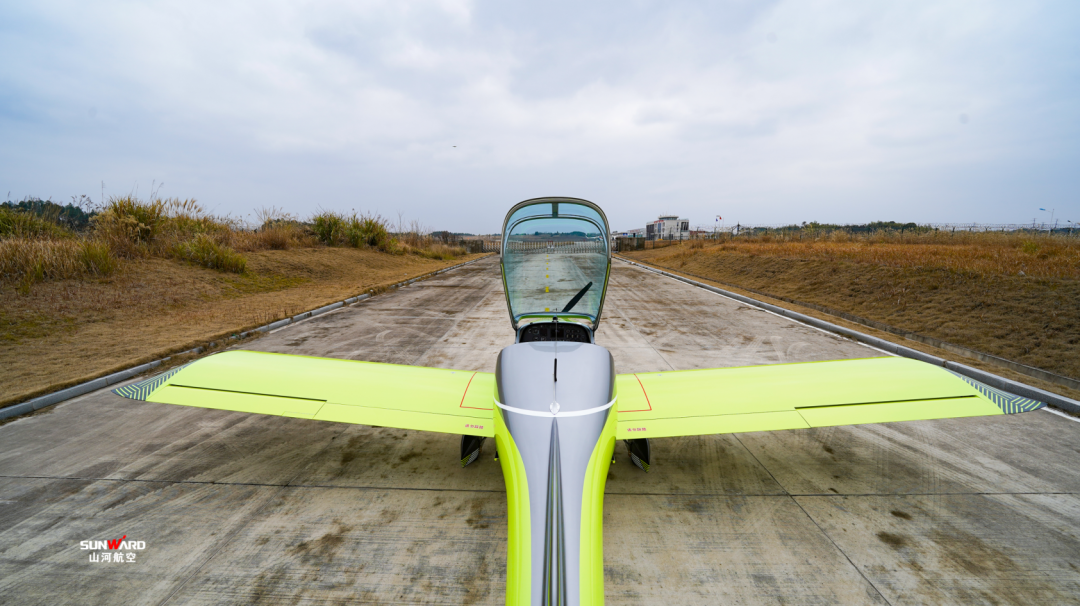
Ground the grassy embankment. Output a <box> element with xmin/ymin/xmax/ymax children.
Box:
<box><xmin>0</xmin><ymin>198</ymin><xmax>486</xmax><ymax>408</ymax></box>
<box><xmin>622</xmin><ymin>231</ymin><xmax>1079</xmax><ymax>385</ymax></box>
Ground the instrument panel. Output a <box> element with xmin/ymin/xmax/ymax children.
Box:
<box><xmin>517</xmin><ymin>322</ymin><xmax>592</xmax><ymax>344</ymax></box>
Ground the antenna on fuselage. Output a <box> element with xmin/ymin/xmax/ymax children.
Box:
<box><xmin>553</xmin><ymin>316</ymin><xmax>558</xmax><ymax>382</ymax></box>
<box><xmin>551</xmin><ymin>316</ymin><xmax>559</xmax><ymax>412</ymax></box>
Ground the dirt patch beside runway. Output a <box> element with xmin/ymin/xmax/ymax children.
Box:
<box><xmin>0</xmin><ymin>248</ymin><xmax>490</xmax><ymax>409</ymax></box>
<box><xmin>623</xmin><ymin>242</ymin><xmax>1079</xmax><ymax>382</ymax></box>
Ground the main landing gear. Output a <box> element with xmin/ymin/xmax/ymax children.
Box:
<box><xmin>460</xmin><ymin>435</ymin><xmax>486</xmax><ymax>467</ymax></box>
<box><xmin>624</xmin><ymin>438</ymin><xmax>651</xmax><ymax>472</ymax></box>
<box><xmin>461</xmin><ymin>434</ymin><xmax>651</xmax><ymax>473</ymax></box>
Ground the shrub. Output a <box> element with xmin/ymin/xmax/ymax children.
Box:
<box><xmin>172</xmin><ymin>234</ymin><xmax>247</xmax><ymax>273</ymax></box>
<box><xmin>346</xmin><ymin>216</ymin><xmax>395</xmax><ymax>252</ymax></box>
<box><xmin>312</xmin><ymin>212</ymin><xmax>348</xmax><ymax>245</ymax></box>
<box><xmin>91</xmin><ymin>196</ymin><xmax>169</xmax><ymax>257</ymax></box>
<box><xmin>79</xmin><ymin>240</ymin><xmax>119</xmax><ymax>277</ymax></box>
<box><xmin>311</xmin><ymin>211</ymin><xmax>398</xmax><ymax>253</ymax></box>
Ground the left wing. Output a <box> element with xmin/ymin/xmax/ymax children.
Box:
<box><xmin>615</xmin><ymin>357</ymin><xmax>1044</xmax><ymax>439</ymax></box>
<box><xmin>113</xmin><ymin>350</ymin><xmax>496</xmax><ymax>436</ymax></box>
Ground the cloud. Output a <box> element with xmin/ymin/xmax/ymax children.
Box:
<box><xmin>1</xmin><ymin>0</ymin><xmax>1077</xmax><ymax>231</ymax></box>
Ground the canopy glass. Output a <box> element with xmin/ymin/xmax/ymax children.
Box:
<box><xmin>501</xmin><ymin>198</ymin><xmax>611</xmax><ymax>329</ymax></box>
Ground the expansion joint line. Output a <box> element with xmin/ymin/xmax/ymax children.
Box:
<box><xmin>1</xmin><ymin>476</ymin><xmax>1072</xmax><ymax>498</ymax></box>
<box><xmin>730</xmin><ymin>434</ymin><xmax>894</xmax><ymax>606</ymax></box>
<box><xmin>154</xmin><ymin>424</ymin><xmax>352</xmax><ymax>606</ymax></box>
<box><xmin>5</xmin><ymin>475</ymin><xmax>1072</xmax><ymax>498</ymax></box>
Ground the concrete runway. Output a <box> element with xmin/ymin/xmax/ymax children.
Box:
<box><xmin>504</xmin><ymin>246</ymin><xmax>606</xmax><ymax>318</ymax></box>
<box><xmin>2</xmin><ymin>256</ymin><xmax>1079</xmax><ymax>605</ymax></box>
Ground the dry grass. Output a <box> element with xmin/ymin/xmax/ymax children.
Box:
<box><xmin>0</xmin><ymin>206</ymin><xmax>74</xmax><ymax>240</ymax></box>
<box><xmin>0</xmin><ymin>247</ymin><xmax>489</xmax><ymax>408</ymax></box>
<box><xmin>93</xmin><ymin>196</ymin><xmax>252</xmax><ymax>272</ymax></box>
<box><xmin>681</xmin><ymin>232</ymin><xmax>1079</xmax><ymax>280</ymax></box>
<box><xmin>624</xmin><ymin>232</ymin><xmax>1080</xmax><ymax>379</ymax></box>
<box><xmin>0</xmin><ymin>203</ymin><xmax>120</xmax><ymax>291</ymax></box>
<box><xmin>394</xmin><ymin>218</ymin><xmax>466</xmax><ymax>259</ymax></box>
<box><xmin>0</xmin><ymin>238</ymin><xmax>118</xmax><ymax>292</ymax></box>
<box><xmin>1</xmin><ymin>197</ymin><xmax>468</xmax><ymax>289</ymax></box>
<box><xmin>404</xmin><ymin>242</ymin><xmax>468</xmax><ymax>260</ymax></box>
<box><xmin>0</xmin><ymin>205</ymin><xmax>120</xmax><ymax>291</ymax></box>
<box><xmin>1</xmin><ymin>196</ymin><xmax>254</xmax><ymax>285</ymax></box>
<box><xmin>0</xmin><ymin>196</ymin><xmax>482</xmax><ymax>408</ymax></box>
<box><xmin>230</xmin><ymin>208</ymin><xmax>316</xmax><ymax>252</ymax></box>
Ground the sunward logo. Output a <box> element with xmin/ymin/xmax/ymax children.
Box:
<box><xmin>80</xmin><ymin>536</ymin><xmax>146</xmax><ymax>563</ymax></box>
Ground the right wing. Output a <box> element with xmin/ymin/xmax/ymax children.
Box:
<box><xmin>113</xmin><ymin>350</ymin><xmax>496</xmax><ymax>436</ymax></box>
<box><xmin>614</xmin><ymin>357</ymin><xmax>1044</xmax><ymax>439</ymax></box>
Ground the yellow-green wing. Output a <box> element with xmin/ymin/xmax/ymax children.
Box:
<box><xmin>615</xmin><ymin>357</ymin><xmax>1044</xmax><ymax>439</ymax></box>
<box><xmin>113</xmin><ymin>350</ymin><xmax>495</xmax><ymax>436</ymax></box>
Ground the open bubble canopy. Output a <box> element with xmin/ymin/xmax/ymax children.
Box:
<box><xmin>500</xmin><ymin>197</ymin><xmax>611</xmax><ymax>329</ymax></box>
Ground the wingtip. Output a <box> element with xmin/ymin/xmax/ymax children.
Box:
<box><xmin>946</xmin><ymin>369</ymin><xmax>1047</xmax><ymax>414</ymax></box>
<box><xmin>112</xmin><ymin>363</ymin><xmax>192</xmax><ymax>402</ymax></box>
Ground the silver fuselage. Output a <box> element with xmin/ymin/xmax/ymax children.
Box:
<box><xmin>495</xmin><ymin>340</ymin><xmax>615</xmax><ymax>605</ymax></box>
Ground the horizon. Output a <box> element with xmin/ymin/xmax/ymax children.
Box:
<box><xmin>2</xmin><ymin>195</ymin><xmax>1073</xmax><ymax>235</ymax></box>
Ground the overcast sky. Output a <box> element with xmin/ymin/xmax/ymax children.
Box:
<box><xmin>2</xmin><ymin>1</ymin><xmax>1078</xmax><ymax>232</ymax></box>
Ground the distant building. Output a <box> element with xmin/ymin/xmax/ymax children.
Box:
<box><xmin>613</xmin><ymin>228</ymin><xmax>646</xmax><ymax>238</ymax></box>
<box><xmin>646</xmin><ymin>215</ymin><xmax>690</xmax><ymax>240</ymax></box>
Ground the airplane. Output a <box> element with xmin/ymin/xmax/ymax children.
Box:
<box><xmin>113</xmin><ymin>197</ymin><xmax>1046</xmax><ymax>605</ymax></box>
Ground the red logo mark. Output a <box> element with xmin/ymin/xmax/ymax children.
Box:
<box><xmin>107</xmin><ymin>535</ymin><xmax>127</xmax><ymax>550</ymax></box>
